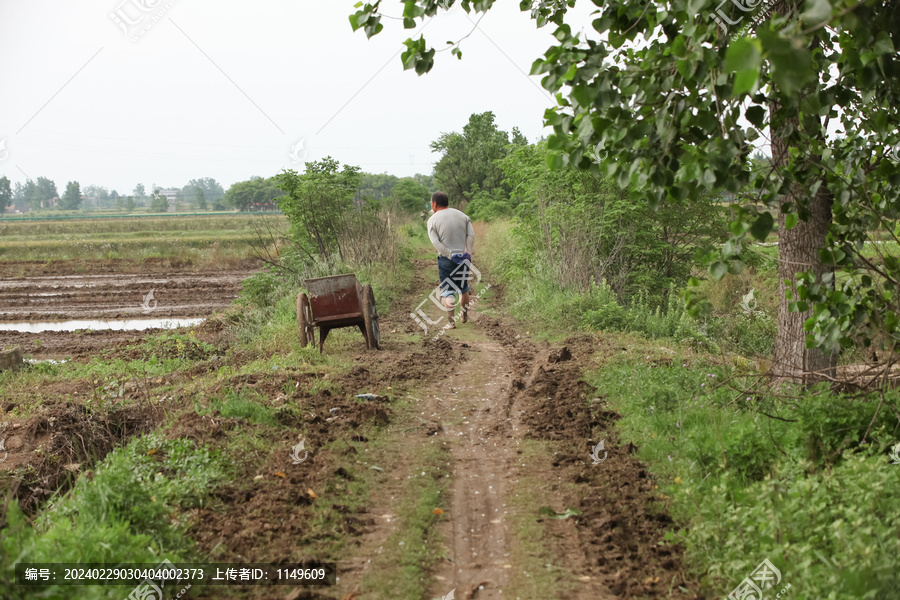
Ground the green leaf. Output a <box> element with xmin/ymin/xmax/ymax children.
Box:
<box><xmin>682</xmin><ymin>160</ymin><xmax>700</xmax><ymax>182</ymax></box>
<box><xmin>733</xmin><ymin>69</ymin><xmax>760</xmax><ymax>96</ymax></box>
<box><xmin>819</xmin><ymin>248</ymin><xmax>847</xmax><ymax>265</ymax></box>
<box><xmin>801</xmin><ymin>0</ymin><xmax>832</xmax><ymax>24</ymax></box>
<box><xmin>790</xmin><ymin>301</ymin><xmax>809</xmax><ymax>312</ymax></box>
<box><xmin>366</xmin><ymin>21</ymin><xmax>384</xmax><ymax>37</ymax></box>
<box><xmin>785</xmin><ymin>213</ymin><xmax>798</xmax><ymax>229</ymax></box>
<box><xmin>725</xmin><ymin>39</ymin><xmax>762</xmax><ymax>96</ymax></box>
<box><xmin>759</xmin><ymin>28</ymin><xmax>816</xmax><ymax>96</ymax></box>
<box><xmin>710</xmin><ymin>261</ymin><xmax>728</xmax><ymax>280</ymax></box>
<box><xmin>546</xmin><ymin>152</ymin><xmax>564</xmax><ymax>170</ymax></box>
<box><xmin>874</xmin><ymin>30</ymin><xmax>895</xmax><ymax>55</ymax></box>
<box><xmin>729</xmin><ymin>219</ymin><xmax>751</xmax><ymax>237</ymax></box>
<box><xmin>725</xmin><ymin>38</ymin><xmax>762</xmax><ymax>73</ymax></box>
<box><xmin>538</xmin><ymin>506</ymin><xmax>582</xmax><ymax>519</ymax></box>
<box><xmin>749</xmin><ymin>212</ymin><xmax>774</xmax><ymax>241</ymax></box>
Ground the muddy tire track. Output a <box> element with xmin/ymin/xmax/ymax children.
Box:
<box><xmin>384</xmin><ymin>315</ymin><xmax>610</xmax><ymax>600</ymax></box>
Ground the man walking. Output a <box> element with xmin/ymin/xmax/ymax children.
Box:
<box><xmin>427</xmin><ymin>191</ymin><xmax>475</xmax><ymax>329</ymax></box>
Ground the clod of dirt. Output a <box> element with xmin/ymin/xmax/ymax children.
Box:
<box><xmin>548</xmin><ymin>346</ymin><xmax>572</xmax><ymax>363</ymax></box>
<box><xmin>423</xmin><ymin>337</ymin><xmax>454</xmax><ymax>353</ymax></box>
<box><xmin>334</xmin><ymin>467</ymin><xmax>354</xmax><ymax>480</ymax></box>
<box><xmin>0</xmin><ymin>346</ymin><xmax>24</xmax><ymax>371</ymax></box>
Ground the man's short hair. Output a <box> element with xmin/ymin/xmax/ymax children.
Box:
<box><xmin>431</xmin><ymin>191</ymin><xmax>449</xmax><ymax>207</ymax></box>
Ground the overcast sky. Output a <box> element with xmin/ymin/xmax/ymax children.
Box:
<box><xmin>0</xmin><ymin>0</ymin><xmax>597</xmax><ymax>195</ymax></box>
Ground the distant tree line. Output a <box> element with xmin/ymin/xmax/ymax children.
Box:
<box><xmin>0</xmin><ymin>169</ymin><xmax>436</xmax><ymax>216</ymax></box>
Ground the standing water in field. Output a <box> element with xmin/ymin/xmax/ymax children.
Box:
<box><xmin>0</xmin><ymin>317</ymin><xmax>204</xmax><ymax>333</ymax></box>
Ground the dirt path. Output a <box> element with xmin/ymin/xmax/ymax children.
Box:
<box><xmin>427</xmin><ymin>334</ymin><xmax>522</xmax><ymax>598</ymax></box>
<box><xmin>422</xmin><ymin>327</ymin><xmax>614</xmax><ymax>599</ymax></box>
<box><xmin>339</xmin><ymin>255</ymin><xmax>702</xmax><ymax>599</ymax></box>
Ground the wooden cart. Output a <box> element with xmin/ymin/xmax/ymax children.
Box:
<box><xmin>296</xmin><ymin>274</ymin><xmax>380</xmax><ymax>353</ymax></box>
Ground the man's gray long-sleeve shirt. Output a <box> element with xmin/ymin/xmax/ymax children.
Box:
<box><xmin>427</xmin><ymin>207</ymin><xmax>475</xmax><ymax>259</ymax></box>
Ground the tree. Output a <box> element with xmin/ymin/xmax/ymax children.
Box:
<box><xmin>133</xmin><ymin>183</ymin><xmax>146</xmax><ymax>201</ymax></box>
<box><xmin>501</xmin><ymin>141</ymin><xmax>727</xmax><ymax>299</ymax></box>
<box><xmin>181</xmin><ymin>184</ymin><xmax>208</xmax><ymax>210</ymax></box>
<box><xmin>352</xmin><ymin>1</ymin><xmax>900</xmax><ymax>383</ymax></box>
<box><xmin>12</xmin><ymin>182</ymin><xmax>25</xmax><ymax>211</ymax></box>
<box><xmin>83</xmin><ymin>185</ymin><xmax>110</xmax><ymax>209</ymax></box>
<box><xmin>275</xmin><ymin>157</ymin><xmax>362</xmax><ymax>260</ymax></box>
<box><xmin>196</xmin><ymin>177</ymin><xmax>225</xmax><ymax>204</ymax></box>
<box><xmin>33</xmin><ymin>177</ymin><xmax>58</xmax><ymax>209</ymax></box>
<box><xmin>391</xmin><ymin>177</ymin><xmax>429</xmax><ymax>212</ymax></box>
<box><xmin>182</xmin><ymin>178</ymin><xmax>222</xmax><ymax>209</ymax></box>
<box><xmin>224</xmin><ymin>177</ymin><xmax>282</xmax><ymax>211</ymax></box>
<box><xmin>0</xmin><ymin>176</ymin><xmax>11</xmax><ymax>214</ymax></box>
<box><xmin>357</xmin><ymin>173</ymin><xmax>399</xmax><ymax>203</ymax></box>
<box><xmin>195</xmin><ymin>187</ymin><xmax>207</xmax><ymax>210</ymax></box>
<box><xmin>430</xmin><ymin>111</ymin><xmax>526</xmax><ymax>207</ymax></box>
<box><xmin>149</xmin><ymin>189</ymin><xmax>168</xmax><ymax>213</ymax></box>
<box><xmin>412</xmin><ymin>172</ymin><xmax>435</xmax><ymax>191</ymax></box>
<box><xmin>60</xmin><ymin>181</ymin><xmax>82</xmax><ymax>211</ymax></box>
<box><xmin>13</xmin><ymin>181</ymin><xmax>36</xmax><ymax>212</ymax></box>
<box><xmin>125</xmin><ymin>196</ymin><xmax>136</xmax><ymax>212</ymax></box>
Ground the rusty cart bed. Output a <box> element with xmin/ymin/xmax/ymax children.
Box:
<box><xmin>296</xmin><ymin>274</ymin><xmax>380</xmax><ymax>352</ymax></box>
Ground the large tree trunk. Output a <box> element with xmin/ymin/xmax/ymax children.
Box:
<box><xmin>770</xmin><ymin>128</ymin><xmax>837</xmax><ymax>384</ymax></box>
<box><xmin>768</xmin><ymin>0</ymin><xmax>836</xmax><ymax>385</ymax></box>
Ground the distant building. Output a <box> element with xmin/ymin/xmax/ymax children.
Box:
<box><xmin>158</xmin><ymin>188</ymin><xmax>179</xmax><ymax>212</ymax></box>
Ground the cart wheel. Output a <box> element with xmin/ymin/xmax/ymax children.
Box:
<box><xmin>361</xmin><ymin>284</ymin><xmax>381</xmax><ymax>350</ymax></box>
<box><xmin>297</xmin><ymin>292</ymin><xmax>315</xmax><ymax>348</ymax></box>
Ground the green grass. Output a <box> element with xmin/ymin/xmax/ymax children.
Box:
<box><xmin>0</xmin><ymin>432</ymin><xmax>229</xmax><ymax>599</ymax></box>
<box><xmin>202</xmin><ymin>388</ymin><xmax>277</xmax><ymax>426</ymax></box>
<box><xmin>0</xmin><ymin>349</ymin><xmax>213</xmax><ymax>417</ymax></box>
<box><xmin>0</xmin><ymin>213</ymin><xmax>284</xmax><ymax>265</ymax></box>
<box><xmin>587</xmin><ymin>356</ymin><xmax>900</xmax><ymax>599</ymax></box>
<box><xmin>0</xmin><ymin>214</ymin><xmax>281</xmax><ymax>235</ymax></box>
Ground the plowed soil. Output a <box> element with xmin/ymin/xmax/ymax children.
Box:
<box><xmin>0</xmin><ymin>258</ymin><xmax>260</xmax><ymax>358</ymax></box>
